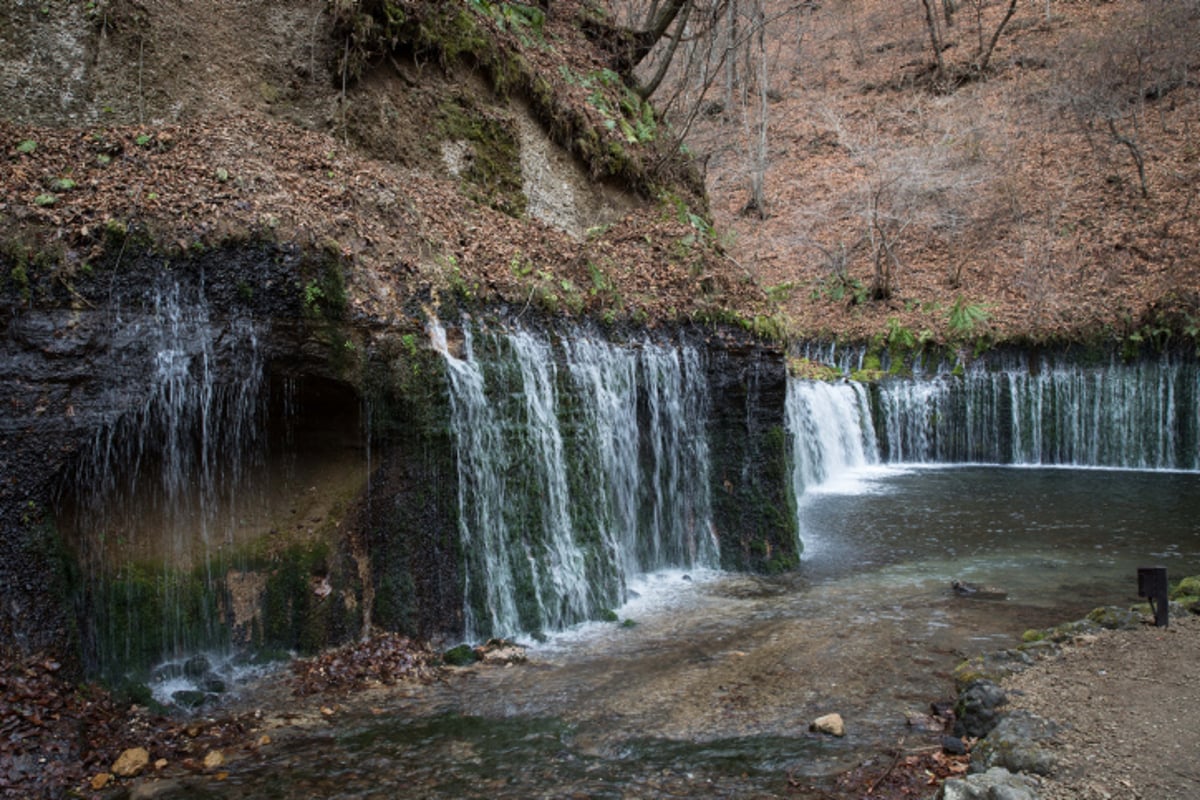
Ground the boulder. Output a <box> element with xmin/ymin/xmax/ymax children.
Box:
<box><xmin>1169</xmin><ymin>575</ymin><xmax>1200</xmax><ymax>599</ymax></box>
<box><xmin>442</xmin><ymin>643</ymin><xmax>478</xmax><ymax>666</ymax></box>
<box><xmin>938</xmin><ymin>766</ymin><xmax>1039</xmax><ymax>800</ymax></box>
<box><xmin>971</xmin><ymin>710</ymin><xmax>1059</xmax><ymax>777</ymax></box>
<box><xmin>182</xmin><ymin>655</ymin><xmax>211</xmax><ymax>679</ymax></box>
<box><xmin>112</xmin><ymin>747</ymin><xmax>151</xmax><ymax>778</ymax></box>
<box><xmin>953</xmin><ymin>650</ymin><xmax>1034</xmax><ymax>691</ymax></box>
<box><xmin>1085</xmin><ymin>606</ymin><xmax>1142</xmax><ymax>630</ymax></box>
<box><xmin>810</xmin><ymin>713</ymin><xmax>845</xmax><ymax>737</ymax></box>
<box><xmin>475</xmin><ymin>638</ymin><xmax>528</xmax><ymax>665</ymax></box>
<box><xmin>954</xmin><ymin>680</ymin><xmax>1008</xmax><ymax>738</ymax></box>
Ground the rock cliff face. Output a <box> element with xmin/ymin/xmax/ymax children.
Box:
<box><xmin>1</xmin><ymin>241</ymin><xmax>795</xmax><ymax>673</ymax></box>
<box><xmin>0</xmin><ymin>0</ymin><xmax>790</xmax><ymax>673</ymax></box>
<box><xmin>0</xmin><ymin>242</ymin><xmax>371</xmax><ymax>670</ymax></box>
<box><xmin>704</xmin><ymin>334</ymin><xmax>798</xmax><ymax>572</ymax></box>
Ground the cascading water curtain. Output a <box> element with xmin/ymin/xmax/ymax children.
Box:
<box><xmin>785</xmin><ymin>379</ymin><xmax>878</xmax><ymax>496</ymax></box>
<box><xmin>874</xmin><ymin>354</ymin><xmax>1200</xmax><ymax>468</ymax></box>
<box><xmin>67</xmin><ymin>278</ymin><xmax>265</xmax><ymax>676</ymax></box>
<box><xmin>785</xmin><ymin>351</ymin><xmax>1200</xmax><ymax>556</ymax></box>
<box><xmin>434</xmin><ymin>322</ymin><xmax>717</xmax><ymax>640</ymax></box>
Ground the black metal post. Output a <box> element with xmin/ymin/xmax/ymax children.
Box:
<box><xmin>1137</xmin><ymin>566</ymin><xmax>1169</xmax><ymax>628</ymax></box>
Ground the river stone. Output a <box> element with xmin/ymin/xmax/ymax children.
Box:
<box><xmin>476</xmin><ymin>638</ymin><xmax>527</xmax><ymax>665</ymax></box>
<box><xmin>1085</xmin><ymin>605</ymin><xmax>1142</xmax><ymax>630</ymax></box>
<box><xmin>971</xmin><ymin>710</ymin><xmax>1060</xmax><ymax>776</ymax></box>
<box><xmin>954</xmin><ymin>680</ymin><xmax>1008</xmax><ymax>738</ymax></box>
<box><xmin>183</xmin><ymin>655</ymin><xmax>211</xmax><ymax>678</ymax></box>
<box><xmin>129</xmin><ymin>779</ymin><xmax>188</xmax><ymax>799</ymax></box>
<box><xmin>170</xmin><ymin>689</ymin><xmax>210</xmax><ymax>709</ymax></box>
<box><xmin>938</xmin><ymin>766</ymin><xmax>1039</xmax><ymax>800</ymax></box>
<box><xmin>953</xmin><ymin>650</ymin><xmax>1034</xmax><ymax>690</ymax></box>
<box><xmin>1044</xmin><ymin>618</ymin><xmax>1102</xmax><ymax>643</ymax></box>
<box><xmin>199</xmin><ymin>674</ymin><xmax>227</xmax><ymax>693</ymax></box>
<box><xmin>443</xmin><ymin>644</ymin><xmax>478</xmax><ymax>666</ymax></box>
<box><xmin>112</xmin><ymin>747</ymin><xmax>151</xmax><ymax>777</ymax></box>
<box><xmin>810</xmin><ymin>713</ymin><xmax>845</xmax><ymax>737</ymax></box>
<box><xmin>1015</xmin><ymin>639</ymin><xmax>1061</xmax><ymax>660</ymax></box>
<box><xmin>941</xmin><ymin>735</ymin><xmax>968</xmax><ymax>755</ymax></box>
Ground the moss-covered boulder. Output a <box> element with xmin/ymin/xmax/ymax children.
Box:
<box><xmin>443</xmin><ymin>643</ymin><xmax>479</xmax><ymax>666</ymax></box>
<box><xmin>1169</xmin><ymin>575</ymin><xmax>1200</xmax><ymax>600</ymax></box>
<box><xmin>1086</xmin><ymin>605</ymin><xmax>1143</xmax><ymax>630</ymax></box>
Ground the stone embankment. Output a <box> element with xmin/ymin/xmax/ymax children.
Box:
<box><xmin>936</xmin><ymin>577</ymin><xmax>1200</xmax><ymax>799</ymax></box>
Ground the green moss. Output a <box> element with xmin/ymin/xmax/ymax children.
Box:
<box><xmin>437</xmin><ymin>95</ymin><xmax>526</xmax><ymax>217</ymax></box>
<box><xmin>9</xmin><ymin>264</ymin><xmax>30</xmax><ymax>302</ymax></box>
<box><xmin>1170</xmin><ymin>575</ymin><xmax>1200</xmax><ymax>599</ymax></box>
<box><xmin>91</xmin><ymin>561</ymin><xmax>221</xmax><ymax>677</ymax></box>
<box><xmin>1021</xmin><ymin>629</ymin><xmax>1045</xmax><ymax>643</ymax></box>
<box><xmin>443</xmin><ymin>643</ymin><xmax>479</xmax><ymax>666</ymax></box>
<box><xmin>255</xmin><ymin>540</ymin><xmax>339</xmax><ymax>655</ymax></box>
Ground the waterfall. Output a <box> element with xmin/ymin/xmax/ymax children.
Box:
<box><xmin>432</xmin><ymin>321</ymin><xmax>716</xmax><ymax>640</ymax></box>
<box><xmin>785</xmin><ymin>352</ymin><xmax>1200</xmax><ymax>499</ymax></box>
<box><xmin>786</xmin><ymin>380</ymin><xmax>877</xmax><ymax>496</ymax></box>
<box><xmin>874</xmin><ymin>354</ymin><xmax>1200</xmax><ymax>469</ymax></box>
<box><xmin>68</xmin><ymin>278</ymin><xmax>265</xmax><ymax>675</ymax></box>
<box><xmin>785</xmin><ymin>351</ymin><xmax>1200</xmax><ymax>557</ymax></box>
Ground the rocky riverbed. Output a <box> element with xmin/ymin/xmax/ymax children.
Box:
<box><xmin>6</xmin><ymin>588</ymin><xmax>1198</xmax><ymax>799</ymax></box>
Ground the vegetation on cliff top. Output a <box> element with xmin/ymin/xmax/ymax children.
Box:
<box><xmin>2</xmin><ymin>0</ymin><xmax>1198</xmax><ymax>349</ymax></box>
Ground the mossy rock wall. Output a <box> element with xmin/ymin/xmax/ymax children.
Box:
<box><xmin>703</xmin><ymin>333</ymin><xmax>798</xmax><ymax>572</ymax></box>
<box><xmin>358</xmin><ymin>337</ymin><xmax>463</xmax><ymax>638</ymax></box>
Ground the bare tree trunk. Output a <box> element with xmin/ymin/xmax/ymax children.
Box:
<box><xmin>638</xmin><ymin>0</ymin><xmax>693</xmax><ymax>98</ymax></box>
<box><xmin>724</xmin><ymin>0</ymin><xmax>738</xmax><ymax>112</ymax></box>
<box><xmin>921</xmin><ymin>0</ymin><xmax>946</xmax><ymax>79</ymax></box>
<box><xmin>975</xmin><ymin>0</ymin><xmax>1017</xmax><ymax>74</ymax></box>
<box><xmin>742</xmin><ymin>0</ymin><xmax>769</xmax><ymax>217</ymax></box>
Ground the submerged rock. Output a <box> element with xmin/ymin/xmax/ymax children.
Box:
<box><xmin>952</xmin><ymin>580</ymin><xmax>1008</xmax><ymax>601</ymax></box>
<box><xmin>170</xmin><ymin>690</ymin><xmax>212</xmax><ymax>710</ymax></box>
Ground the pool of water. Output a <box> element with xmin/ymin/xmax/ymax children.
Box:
<box><xmin>197</xmin><ymin>466</ymin><xmax>1200</xmax><ymax>798</ymax></box>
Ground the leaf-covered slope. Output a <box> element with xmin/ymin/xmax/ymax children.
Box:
<box><xmin>0</xmin><ymin>0</ymin><xmax>773</xmax><ymax>329</ymax></box>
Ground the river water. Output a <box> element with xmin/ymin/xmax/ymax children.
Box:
<box><xmin>192</xmin><ymin>465</ymin><xmax>1200</xmax><ymax>799</ymax></box>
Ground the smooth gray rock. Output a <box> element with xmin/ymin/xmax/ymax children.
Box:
<box><xmin>938</xmin><ymin>766</ymin><xmax>1039</xmax><ymax>800</ymax></box>
<box><xmin>971</xmin><ymin>710</ymin><xmax>1060</xmax><ymax>776</ymax></box>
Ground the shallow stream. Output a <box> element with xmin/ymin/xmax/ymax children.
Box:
<box><xmin>185</xmin><ymin>466</ymin><xmax>1200</xmax><ymax>798</ymax></box>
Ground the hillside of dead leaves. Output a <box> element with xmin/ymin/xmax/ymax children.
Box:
<box><xmin>3</xmin><ymin>1</ymin><xmax>1196</xmax><ymax>349</ymax></box>
<box><xmin>692</xmin><ymin>0</ymin><xmax>1200</xmax><ymax>346</ymax></box>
